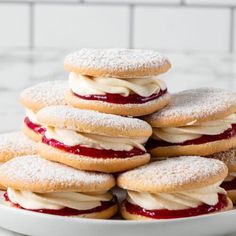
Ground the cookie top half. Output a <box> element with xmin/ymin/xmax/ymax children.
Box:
<box><xmin>37</xmin><ymin>105</ymin><xmax>152</xmax><ymax>138</ymax></box>
<box><xmin>208</xmin><ymin>149</ymin><xmax>236</xmax><ymax>172</ymax></box>
<box><xmin>0</xmin><ymin>132</ymin><xmax>37</xmax><ymax>162</ymax></box>
<box><xmin>64</xmin><ymin>48</ymin><xmax>171</xmax><ymax>78</ymax></box>
<box><xmin>117</xmin><ymin>156</ymin><xmax>227</xmax><ymax>193</ymax></box>
<box><xmin>0</xmin><ymin>155</ymin><xmax>115</xmax><ymax>193</ymax></box>
<box><xmin>20</xmin><ymin>80</ymin><xmax>68</xmax><ymax>112</ymax></box>
<box><xmin>144</xmin><ymin>88</ymin><xmax>236</xmax><ymax>127</ymax></box>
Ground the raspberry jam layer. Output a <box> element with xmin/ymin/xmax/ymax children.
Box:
<box><xmin>24</xmin><ymin>117</ymin><xmax>46</xmax><ymax>135</ymax></box>
<box><xmin>42</xmin><ymin>136</ymin><xmax>146</xmax><ymax>159</ymax></box>
<box><xmin>124</xmin><ymin>194</ymin><xmax>228</xmax><ymax>219</ymax></box>
<box><xmin>147</xmin><ymin>124</ymin><xmax>236</xmax><ymax>149</ymax></box>
<box><xmin>221</xmin><ymin>178</ymin><xmax>236</xmax><ymax>191</ymax></box>
<box><xmin>4</xmin><ymin>192</ymin><xmax>117</xmax><ymax>216</ymax></box>
<box><xmin>73</xmin><ymin>89</ymin><xmax>167</xmax><ymax>104</ymax></box>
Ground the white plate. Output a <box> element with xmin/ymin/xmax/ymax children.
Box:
<box><xmin>0</xmin><ymin>201</ymin><xmax>236</xmax><ymax>236</ymax></box>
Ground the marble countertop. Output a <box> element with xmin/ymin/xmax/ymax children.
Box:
<box><xmin>0</xmin><ymin>49</ymin><xmax>236</xmax><ymax>236</ymax></box>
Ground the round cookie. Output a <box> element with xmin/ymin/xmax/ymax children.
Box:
<box><xmin>0</xmin><ymin>155</ymin><xmax>117</xmax><ymax>219</ymax></box>
<box><xmin>64</xmin><ymin>48</ymin><xmax>171</xmax><ymax>117</ymax></box>
<box><xmin>64</xmin><ymin>48</ymin><xmax>171</xmax><ymax>78</ymax></box>
<box><xmin>0</xmin><ymin>131</ymin><xmax>37</xmax><ymax>190</ymax></box>
<box><xmin>144</xmin><ymin>88</ymin><xmax>236</xmax><ymax>157</ymax></box>
<box><xmin>208</xmin><ymin>149</ymin><xmax>236</xmax><ymax>204</ymax></box>
<box><xmin>36</xmin><ymin>105</ymin><xmax>152</xmax><ymax>173</ymax></box>
<box><xmin>20</xmin><ymin>80</ymin><xmax>68</xmax><ymax>142</ymax></box>
<box><xmin>208</xmin><ymin>149</ymin><xmax>236</xmax><ymax>172</ymax></box>
<box><xmin>20</xmin><ymin>80</ymin><xmax>68</xmax><ymax>113</ymax></box>
<box><xmin>0</xmin><ymin>131</ymin><xmax>37</xmax><ymax>163</ymax></box>
<box><xmin>117</xmin><ymin>156</ymin><xmax>232</xmax><ymax>220</ymax></box>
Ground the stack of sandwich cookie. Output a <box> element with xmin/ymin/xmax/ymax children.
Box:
<box><xmin>64</xmin><ymin>48</ymin><xmax>171</xmax><ymax>116</ymax></box>
<box><xmin>144</xmin><ymin>88</ymin><xmax>236</xmax><ymax>157</ymax></box>
<box><xmin>209</xmin><ymin>149</ymin><xmax>236</xmax><ymax>203</ymax></box>
<box><xmin>0</xmin><ymin>155</ymin><xmax>117</xmax><ymax>219</ymax></box>
<box><xmin>36</xmin><ymin>105</ymin><xmax>152</xmax><ymax>173</ymax></box>
<box><xmin>2</xmin><ymin>48</ymin><xmax>234</xmax><ymax>222</ymax></box>
<box><xmin>0</xmin><ymin>132</ymin><xmax>37</xmax><ymax>190</ymax></box>
<box><xmin>117</xmin><ymin>156</ymin><xmax>232</xmax><ymax>220</ymax></box>
<box><xmin>20</xmin><ymin>81</ymin><xmax>68</xmax><ymax>141</ymax></box>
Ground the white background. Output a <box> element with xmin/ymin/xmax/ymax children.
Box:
<box><xmin>0</xmin><ymin>0</ymin><xmax>236</xmax><ymax>52</ymax></box>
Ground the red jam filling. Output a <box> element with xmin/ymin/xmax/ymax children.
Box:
<box><xmin>24</xmin><ymin>117</ymin><xmax>46</xmax><ymax>135</ymax></box>
<box><xmin>146</xmin><ymin>124</ymin><xmax>236</xmax><ymax>150</ymax></box>
<box><xmin>221</xmin><ymin>178</ymin><xmax>236</xmax><ymax>191</ymax></box>
<box><xmin>42</xmin><ymin>136</ymin><xmax>146</xmax><ymax>159</ymax></box>
<box><xmin>73</xmin><ymin>89</ymin><xmax>167</xmax><ymax>104</ymax></box>
<box><xmin>4</xmin><ymin>192</ymin><xmax>117</xmax><ymax>216</ymax></box>
<box><xmin>124</xmin><ymin>194</ymin><xmax>228</xmax><ymax>219</ymax></box>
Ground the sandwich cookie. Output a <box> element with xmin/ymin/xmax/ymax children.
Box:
<box><xmin>0</xmin><ymin>131</ymin><xmax>37</xmax><ymax>190</ymax></box>
<box><xmin>0</xmin><ymin>155</ymin><xmax>117</xmax><ymax>219</ymax></box>
<box><xmin>64</xmin><ymin>48</ymin><xmax>171</xmax><ymax>117</ymax></box>
<box><xmin>117</xmin><ymin>156</ymin><xmax>232</xmax><ymax>220</ymax></box>
<box><xmin>20</xmin><ymin>80</ymin><xmax>68</xmax><ymax>142</ymax></box>
<box><xmin>209</xmin><ymin>149</ymin><xmax>236</xmax><ymax>204</ymax></box>
<box><xmin>36</xmin><ymin>105</ymin><xmax>152</xmax><ymax>173</ymax></box>
<box><xmin>144</xmin><ymin>88</ymin><xmax>236</xmax><ymax>157</ymax></box>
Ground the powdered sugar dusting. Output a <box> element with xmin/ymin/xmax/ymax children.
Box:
<box><xmin>0</xmin><ymin>155</ymin><xmax>114</xmax><ymax>191</ymax></box>
<box><xmin>20</xmin><ymin>80</ymin><xmax>68</xmax><ymax>110</ymax></box>
<box><xmin>208</xmin><ymin>149</ymin><xmax>236</xmax><ymax>168</ymax></box>
<box><xmin>0</xmin><ymin>132</ymin><xmax>36</xmax><ymax>160</ymax></box>
<box><xmin>118</xmin><ymin>156</ymin><xmax>227</xmax><ymax>191</ymax></box>
<box><xmin>37</xmin><ymin>105</ymin><xmax>152</xmax><ymax>136</ymax></box>
<box><xmin>65</xmin><ymin>48</ymin><xmax>170</xmax><ymax>74</ymax></box>
<box><xmin>147</xmin><ymin>88</ymin><xmax>236</xmax><ymax>125</ymax></box>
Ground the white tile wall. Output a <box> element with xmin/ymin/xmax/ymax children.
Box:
<box><xmin>35</xmin><ymin>4</ymin><xmax>129</xmax><ymax>48</ymax></box>
<box><xmin>0</xmin><ymin>1</ymin><xmax>235</xmax><ymax>52</ymax></box>
<box><xmin>134</xmin><ymin>7</ymin><xmax>230</xmax><ymax>52</ymax></box>
<box><xmin>0</xmin><ymin>4</ymin><xmax>29</xmax><ymax>47</ymax></box>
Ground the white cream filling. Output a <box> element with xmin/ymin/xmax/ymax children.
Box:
<box><xmin>127</xmin><ymin>182</ymin><xmax>226</xmax><ymax>210</ymax></box>
<box><xmin>25</xmin><ymin>109</ymin><xmax>42</xmax><ymax>125</ymax></box>
<box><xmin>224</xmin><ymin>172</ymin><xmax>236</xmax><ymax>182</ymax></box>
<box><xmin>152</xmin><ymin>114</ymin><xmax>236</xmax><ymax>144</ymax></box>
<box><xmin>7</xmin><ymin>188</ymin><xmax>112</xmax><ymax>211</ymax></box>
<box><xmin>45</xmin><ymin>126</ymin><xmax>147</xmax><ymax>151</ymax></box>
<box><xmin>69</xmin><ymin>72</ymin><xmax>167</xmax><ymax>97</ymax></box>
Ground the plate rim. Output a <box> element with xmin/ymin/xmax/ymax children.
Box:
<box><xmin>0</xmin><ymin>201</ymin><xmax>236</xmax><ymax>225</ymax></box>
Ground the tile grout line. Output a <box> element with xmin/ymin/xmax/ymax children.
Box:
<box><xmin>229</xmin><ymin>7</ymin><xmax>235</xmax><ymax>53</ymax></box>
<box><xmin>29</xmin><ymin>2</ymin><xmax>35</xmax><ymax>49</ymax></box>
<box><xmin>128</xmin><ymin>4</ymin><xmax>134</xmax><ymax>49</ymax></box>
